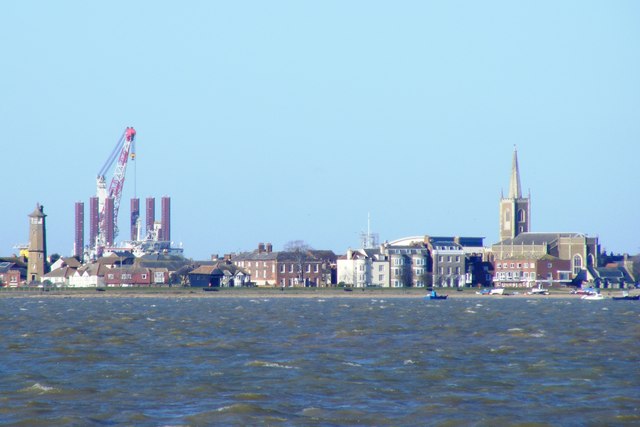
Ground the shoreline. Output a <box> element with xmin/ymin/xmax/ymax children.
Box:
<box><xmin>1</xmin><ymin>287</ymin><xmax>635</xmax><ymax>300</ymax></box>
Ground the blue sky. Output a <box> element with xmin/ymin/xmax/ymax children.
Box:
<box><xmin>2</xmin><ymin>1</ymin><xmax>639</xmax><ymax>259</ymax></box>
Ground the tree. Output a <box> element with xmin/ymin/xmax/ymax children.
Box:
<box><xmin>283</xmin><ymin>240</ymin><xmax>312</xmax><ymax>286</ymax></box>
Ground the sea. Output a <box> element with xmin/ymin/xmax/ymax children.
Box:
<box><xmin>0</xmin><ymin>296</ymin><xmax>638</xmax><ymax>426</ymax></box>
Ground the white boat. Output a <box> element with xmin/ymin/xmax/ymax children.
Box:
<box><xmin>490</xmin><ymin>288</ymin><xmax>505</xmax><ymax>295</ymax></box>
<box><xmin>581</xmin><ymin>293</ymin><xmax>604</xmax><ymax>300</ymax></box>
<box><xmin>528</xmin><ymin>287</ymin><xmax>549</xmax><ymax>295</ymax></box>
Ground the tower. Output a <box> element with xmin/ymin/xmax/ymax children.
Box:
<box><xmin>27</xmin><ymin>203</ymin><xmax>47</xmax><ymax>283</ymax></box>
<box><xmin>161</xmin><ymin>196</ymin><xmax>171</xmax><ymax>243</ymax></box>
<box><xmin>89</xmin><ymin>196</ymin><xmax>99</xmax><ymax>249</ymax></box>
<box><xmin>130</xmin><ymin>197</ymin><xmax>140</xmax><ymax>241</ymax></box>
<box><xmin>499</xmin><ymin>147</ymin><xmax>530</xmax><ymax>241</ymax></box>
<box><xmin>104</xmin><ymin>197</ymin><xmax>115</xmax><ymax>246</ymax></box>
<box><xmin>74</xmin><ymin>202</ymin><xmax>84</xmax><ymax>260</ymax></box>
<box><xmin>145</xmin><ymin>197</ymin><xmax>155</xmax><ymax>239</ymax></box>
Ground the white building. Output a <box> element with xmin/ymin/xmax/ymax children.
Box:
<box><xmin>337</xmin><ymin>248</ymin><xmax>389</xmax><ymax>287</ymax></box>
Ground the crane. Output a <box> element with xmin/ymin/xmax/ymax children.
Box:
<box><xmin>96</xmin><ymin>127</ymin><xmax>136</xmax><ymax>250</ymax></box>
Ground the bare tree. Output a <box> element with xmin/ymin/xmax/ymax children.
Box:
<box><xmin>283</xmin><ymin>240</ymin><xmax>313</xmax><ymax>286</ymax></box>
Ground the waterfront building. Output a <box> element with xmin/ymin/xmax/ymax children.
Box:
<box><xmin>493</xmin><ymin>254</ymin><xmax>572</xmax><ymax>288</ymax></box>
<box><xmin>492</xmin><ymin>149</ymin><xmax>599</xmax><ymax>286</ymax></box>
<box><xmin>188</xmin><ymin>262</ymin><xmax>249</xmax><ymax>287</ymax></box>
<box><xmin>336</xmin><ymin>248</ymin><xmax>389</xmax><ymax>287</ymax></box>
<box><xmin>231</xmin><ymin>243</ymin><xmax>336</xmax><ymax>287</ymax></box>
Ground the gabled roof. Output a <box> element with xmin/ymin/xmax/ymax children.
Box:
<box><xmin>44</xmin><ymin>266</ymin><xmax>76</xmax><ymax>278</ymax></box>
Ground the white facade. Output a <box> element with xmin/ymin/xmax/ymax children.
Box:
<box><xmin>337</xmin><ymin>249</ymin><xmax>389</xmax><ymax>287</ymax></box>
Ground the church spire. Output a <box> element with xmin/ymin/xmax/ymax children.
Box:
<box><xmin>508</xmin><ymin>145</ymin><xmax>522</xmax><ymax>199</ymax></box>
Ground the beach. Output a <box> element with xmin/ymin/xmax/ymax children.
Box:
<box><xmin>1</xmin><ymin>286</ymin><xmax>633</xmax><ymax>299</ymax></box>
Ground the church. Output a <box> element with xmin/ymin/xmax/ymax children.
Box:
<box><xmin>490</xmin><ymin>149</ymin><xmax>599</xmax><ymax>287</ymax></box>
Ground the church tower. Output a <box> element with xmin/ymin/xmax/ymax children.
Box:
<box><xmin>27</xmin><ymin>203</ymin><xmax>48</xmax><ymax>283</ymax></box>
<box><xmin>499</xmin><ymin>148</ymin><xmax>530</xmax><ymax>241</ymax></box>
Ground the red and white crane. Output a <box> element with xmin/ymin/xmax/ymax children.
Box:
<box><xmin>96</xmin><ymin>127</ymin><xmax>136</xmax><ymax>250</ymax></box>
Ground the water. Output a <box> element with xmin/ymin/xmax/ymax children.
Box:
<box><xmin>1</xmin><ymin>296</ymin><xmax>638</xmax><ymax>426</ymax></box>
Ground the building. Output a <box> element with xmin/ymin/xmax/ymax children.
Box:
<box><xmin>377</xmin><ymin>236</ymin><xmax>488</xmax><ymax>288</ymax></box>
<box><xmin>493</xmin><ymin>254</ymin><xmax>572</xmax><ymax>287</ymax></box>
<box><xmin>337</xmin><ymin>248</ymin><xmax>389</xmax><ymax>287</ymax></box>
<box><xmin>384</xmin><ymin>238</ymin><xmax>431</xmax><ymax>288</ymax></box>
<box><xmin>188</xmin><ymin>262</ymin><xmax>249</xmax><ymax>287</ymax></box>
<box><xmin>146</xmin><ymin>197</ymin><xmax>155</xmax><ymax>238</ymax></box>
<box><xmin>27</xmin><ymin>203</ymin><xmax>48</xmax><ymax>283</ymax></box>
<box><xmin>232</xmin><ymin>243</ymin><xmax>336</xmax><ymax>287</ymax></box>
<box><xmin>89</xmin><ymin>196</ymin><xmax>99</xmax><ymax>249</ymax></box>
<box><xmin>74</xmin><ymin>202</ymin><xmax>84</xmax><ymax>260</ymax></box>
<box><xmin>499</xmin><ymin>147</ymin><xmax>530</xmax><ymax>241</ymax></box>
<box><xmin>104</xmin><ymin>267</ymin><xmax>168</xmax><ymax>287</ymax></box>
<box><xmin>0</xmin><ymin>260</ymin><xmax>25</xmax><ymax>287</ymax></box>
<box><xmin>492</xmin><ymin>149</ymin><xmax>599</xmax><ymax>286</ymax></box>
<box><xmin>104</xmin><ymin>197</ymin><xmax>115</xmax><ymax>246</ymax></box>
<box><xmin>161</xmin><ymin>196</ymin><xmax>170</xmax><ymax>242</ymax></box>
<box><xmin>130</xmin><ymin>198</ymin><xmax>140</xmax><ymax>241</ymax></box>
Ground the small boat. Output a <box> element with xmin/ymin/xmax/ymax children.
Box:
<box><xmin>528</xmin><ymin>286</ymin><xmax>549</xmax><ymax>295</ymax></box>
<box><xmin>612</xmin><ymin>292</ymin><xmax>639</xmax><ymax>301</ymax></box>
<box><xmin>581</xmin><ymin>293</ymin><xmax>604</xmax><ymax>300</ymax></box>
<box><xmin>203</xmin><ymin>287</ymin><xmax>219</xmax><ymax>292</ymax></box>
<box><xmin>426</xmin><ymin>291</ymin><xmax>448</xmax><ymax>300</ymax></box>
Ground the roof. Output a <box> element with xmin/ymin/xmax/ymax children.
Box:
<box><xmin>44</xmin><ymin>266</ymin><xmax>76</xmax><ymax>278</ymax></box>
<box><xmin>496</xmin><ymin>232</ymin><xmax>588</xmax><ymax>246</ymax></box>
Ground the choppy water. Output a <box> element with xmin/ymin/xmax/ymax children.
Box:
<box><xmin>0</xmin><ymin>296</ymin><xmax>639</xmax><ymax>426</ymax></box>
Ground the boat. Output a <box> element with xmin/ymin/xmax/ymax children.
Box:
<box><xmin>612</xmin><ymin>292</ymin><xmax>639</xmax><ymax>301</ymax></box>
<box><xmin>426</xmin><ymin>290</ymin><xmax>448</xmax><ymax>300</ymax></box>
<box><xmin>581</xmin><ymin>293</ymin><xmax>604</xmax><ymax>300</ymax></box>
<box><xmin>475</xmin><ymin>288</ymin><xmax>505</xmax><ymax>295</ymax></box>
<box><xmin>528</xmin><ymin>287</ymin><xmax>549</xmax><ymax>295</ymax></box>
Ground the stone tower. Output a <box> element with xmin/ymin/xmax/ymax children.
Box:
<box><xmin>27</xmin><ymin>203</ymin><xmax>48</xmax><ymax>283</ymax></box>
<box><xmin>499</xmin><ymin>148</ymin><xmax>530</xmax><ymax>241</ymax></box>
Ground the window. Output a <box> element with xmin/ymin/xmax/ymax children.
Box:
<box><xmin>455</xmin><ymin>267</ymin><xmax>460</xmax><ymax>274</ymax></box>
<box><xmin>510</xmin><ymin>263</ymin><xmax>515</xmax><ymax>268</ymax></box>
<box><xmin>518</xmin><ymin>209</ymin><xmax>526</xmax><ymax>222</ymax></box>
<box><xmin>307</xmin><ymin>265</ymin><xmax>312</xmax><ymax>273</ymax></box>
<box><xmin>456</xmin><ymin>256</ymin><xmax>460</xmax><ymax>262</ymax></box>
<box><xmin>263</xmin><ymin>271</ymin><xmax>266</xmax><ymax>279</ymax></box>
<box><xmin>141</xmin><ymin>274</ymin><xmax>147</xmax><ymax>279</ymax></box>
<box><xmin>314</xmin><ymin>264</ymin><xmax>319</xmax><ymax>273</ymax></box>
<box><xmin>108</xmin><ymin>274</ymin><xmax>114</xmax><ymax>279</ymax></box>
<box><xmin>439</xmin><ymin>256</ymin><xmax>444</xmax><ymax>262</ymax></box>
<box><xmin>517</xmin><ymin>263</ymin><xmax>521</xmax><ymax>268</ymax></box>
<box><xmin>447</xmin><ymin>256</ymin><xmax>451</xmax><ymax>262</ymax></box>
<box><xmin>439</xmin><ymin>267</ymin><xmax>444</xmax><ymax>274</ymax></box>
<box><xmin>289</xmin><ymin>264</ymin><xmax>293</xmax><ymax>273</ymax></box>
<box><xmin>280</xmin><ymin>264</ymin><xmax>285</xmax><ymax>273</ymax></box>
<box><xmin>573</xmin><ymin>255</ymin><xmax>583</xmax><ymax>275</ymax></box>
<box><xmin>379</xmin><ymin>275</ymin><xmax>384</xmax><ymax>281</ymax></box>
<box><xmin>379</xmin><ymin>265</ymin><xmax>384</xmax><ymax>271</ymax></box>
<box><xmin>497</xmin><ymin>263</ymin><xmax>502</xmax><ymax>269</ymax></box>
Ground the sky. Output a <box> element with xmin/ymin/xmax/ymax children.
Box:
<box><xmin>2</xmin><ymin>1</ymin><xmax>639</xmax><ymax>260</ymax></box>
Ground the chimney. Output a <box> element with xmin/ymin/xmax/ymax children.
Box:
<box><xmin>258</xmin><ymin>243</ymin><xmax>265</xmax><ymax>253</ymax></box>
<box><xmin>266</xmin><ymin>243</ymin><xmax>273</xmax><ymax>253</ymax></box>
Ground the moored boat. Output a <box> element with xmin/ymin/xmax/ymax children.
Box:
<box><xmin>581</xmin><ymin>293</ymin><xmax>604</xmax><ymax>300</ymax></box>
<box><xmin>612</xmin><ymin>292</ymin><xmax>639</xmax><ymax>301</ymax></box>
